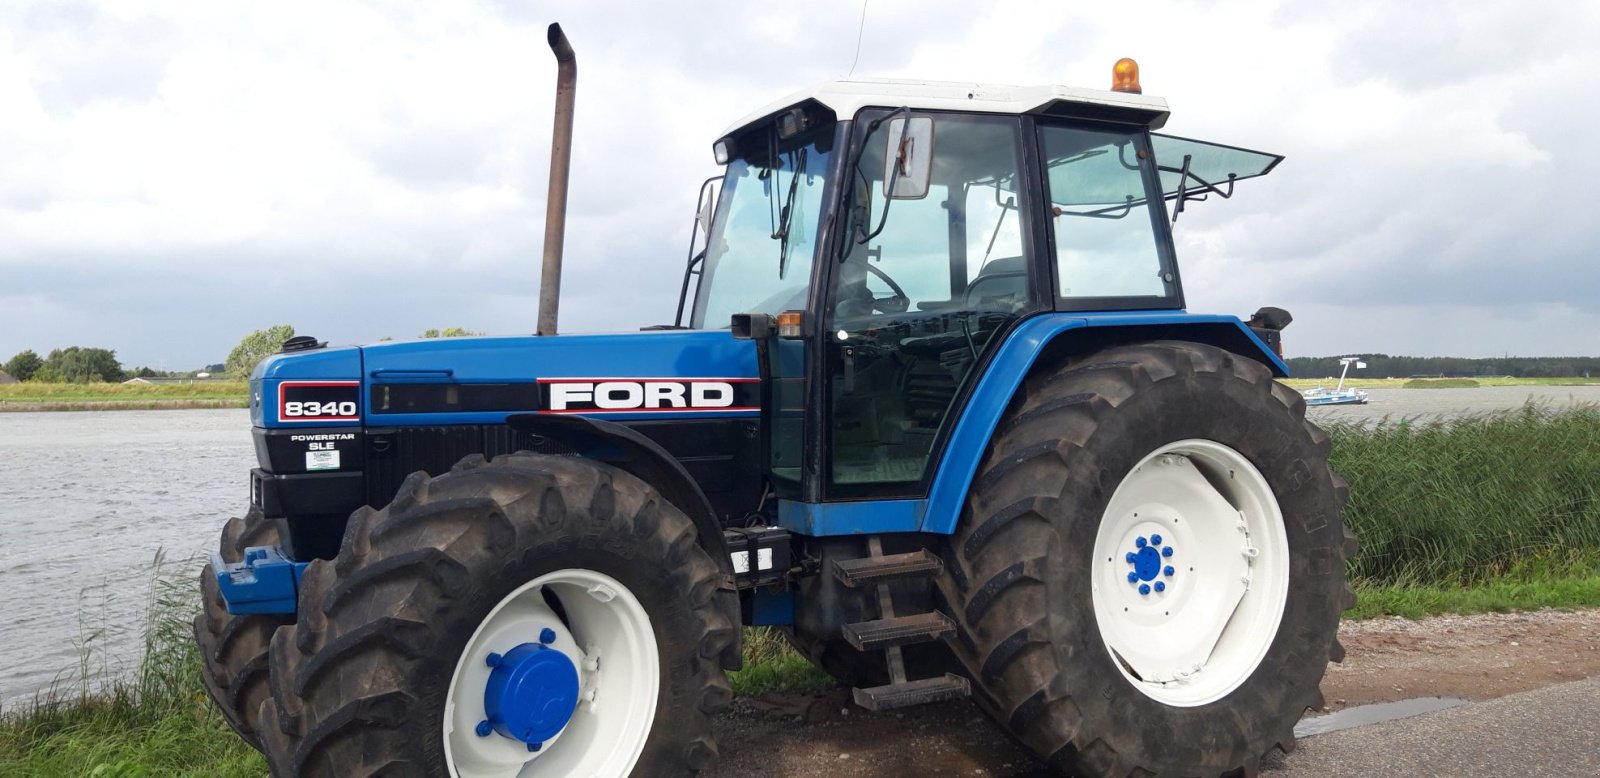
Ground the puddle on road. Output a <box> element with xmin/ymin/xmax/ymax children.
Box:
<box><xmin>1293</xmin><ymin>697</ymin><xmax>1468</xmax><ymax>738</ymax></box>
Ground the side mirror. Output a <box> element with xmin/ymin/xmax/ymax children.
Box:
<box><xmin>881</xmin><ymin>116</ymin><xmax>934</xmax><ymax>200</ymax></box>
<box><xmin>696</xmin><ymin>192</ymin><xmax>715</xmax><ymax>238</ymax></box>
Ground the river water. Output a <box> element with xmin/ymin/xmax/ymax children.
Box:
<box><xmin>1</xmin><ymin>385</ymin><xmax>1598</xmax><ymax>707</ymax></box>
<box><xmin>0</xmin><ymin>410</ymin><xmax>252</xmax><ymax>708</ymax></box>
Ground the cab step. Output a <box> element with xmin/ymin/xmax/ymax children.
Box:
<box><xmin>852</xmin><ymin>673</ymin><xmax>971</xmax><ymax>712</ymax></box>
<box><xmin>832</xmin><ymin>548</ymin><xmax>942</xmax><ymax>587</ymax></box>
<box><xmin>842</xmin><ymin>611</ymin><xmax>956</xmax><ymax>652</ymax></box>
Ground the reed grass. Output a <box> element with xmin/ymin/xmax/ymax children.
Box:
<box><xmin>1331</xmin><ymin>403</ymin><xmax>1600</xmax><ymax>585</ymax></box>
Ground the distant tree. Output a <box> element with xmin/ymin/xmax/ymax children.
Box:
<box><xmin>226</xmin><ymin>325</ymin><xmax>296</xmax><ymax>380</ymax></box>
<box><xmin>4</xmin><ymin>350</ymin><xmax>43</xmax><ymax>382</ymax></box>
<box><xmin>203</xmin><ymin>363</ymin><xmax>226</xmax><ymax>374</ymax></box>
<box><xmin>40</xmin><ymin>347</ymin><xmax>125</xmax><ymax>383</ymax></box>
<box><xmin>133</xmin><ymin>367</ymin><xmax>159</xmax><ymax>378</ymax></box>
<box><xmin>420</xmin><ymin>327</ymin><xmax>483</xmax><ymax>338</ymax></box>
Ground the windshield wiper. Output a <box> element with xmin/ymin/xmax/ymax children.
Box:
<box><xmin>772</xmin><ymin>147</ymin><xmax>808</xmax><ymax>279</ymax></box>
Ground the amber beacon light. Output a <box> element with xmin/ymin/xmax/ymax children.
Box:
<box><xmin>1111</xmin><ymin>58</ymin><xmax>1142</xmax><ymax>94</ymax></box>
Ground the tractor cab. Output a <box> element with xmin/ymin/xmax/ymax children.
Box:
<box><xmin>692</xmin><ymin>74</ymin><xmax>1283</xmax><ymax>523</ymax></box>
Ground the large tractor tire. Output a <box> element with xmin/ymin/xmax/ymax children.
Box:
<box><xmin>940</xmin><ymin>341</ymin><xmax>1355</xmax><ymax>777</ymax></box>
<box><xmin>194</xmin><ymin>508</ymin><xmax>293</xmax><ymax>749</ymax></box>
<box><xmin>257</xmin><ymin>452</ymin><xmax>741</xmax><ymax>777</ymax></box>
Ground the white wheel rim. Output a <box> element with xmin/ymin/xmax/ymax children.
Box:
<box><xmin>1090</xmin><ymin>439</ymin><xmax>1289</xmax><ymax>707</ymax></box>
<box><xmin>443</xmin><ymin>568</ymin><xmax>659</xmax><ymax>778</ymax></box>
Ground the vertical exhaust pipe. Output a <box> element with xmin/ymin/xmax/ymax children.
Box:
<box><xmin>538</xmin><ymin>23</ymin><xmax>576</xmax><ymax>336</ymax></box>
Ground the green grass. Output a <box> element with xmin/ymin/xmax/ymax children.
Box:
<box><xmin>728</xmin><ymin>629</ymin><xmax>834</xmax><ymax>696</ymax></box>
<box><xmin>1348</xmin><ymin>549</ymin><xmax>1600</xmax><ymax>619</ymax></box>
<box><xmin>1403</xmin><ymin>377</ymin><xmax>1481</xmax><ymax>389</ymax></box>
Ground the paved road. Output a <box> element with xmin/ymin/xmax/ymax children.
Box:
<box><xmin>1267</xmin><ymin>676</ymin><xmax>1600</xmax><ymax>776</ymax></box>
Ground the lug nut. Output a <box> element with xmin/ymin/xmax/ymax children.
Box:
<box><xmin>1138</xmin><ymin>584</ymin><xmax>1151</xmax><ymax>596</ymax></box>
<box><xmin>475</xmin><ymin>720</ymin><xmax>493</xmax><ymax>737</ymax></box>
<box><xmin>1135</xmin><ymin>536</ymin><xmax>1148</xmax><ymax>548</ymax></box>
<box><xmin>485</xmin><ymin>652</ymin><xmax>503</xmax><ymax>668</ymax></box>
<box><xmin>539</xmin><ymin>627</ymin><xmax>558</xmax><ymax>645</ymax></box>
<box><xmin>1127</xmin><ymin>572</ymin><xmax>1139</xmax><ymax>584</ymax></box>
<box><xmin>1150</xmin><ymin>534</ymin><xmax>1163</xmax><ymax>545</ymax></box>
<box><xmin>1125</xmin><ymin>552</ymin><xmax>1137</xmax><ymax>564</ymax></box>
<box><xmin>1165</xmin><ymin>566</ymin><xmax>1175</xmax><ymax>577</ymax></box>
<box><xmin>1162</xmin><ymin>546</ymin><xmax>1174</xmax><ymax>558</ymax></box>
<box><xmin>1154</xmin><ymin>581</ymin><xmax>1166</xmax><ymax>593</ymax></box>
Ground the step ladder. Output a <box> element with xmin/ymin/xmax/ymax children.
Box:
<box><xmin>834</xmin><ymin>538</ymin><xmax>970</xmax><ymax>711</ymax></box>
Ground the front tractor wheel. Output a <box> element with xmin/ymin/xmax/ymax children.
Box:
<box><xmin>942</xmin><ymin>341</ymin><xmax>1356</xmax><ymax>777</ymax></box>
<box><xmin>194</xmin><ymin>508</ymin><xmax>291</xmax><ymax>749</ymax></box>
<box><xmin>257</xmin><ymin>453</ymin><xmax>740</xmax><ymax>777</ymax></box>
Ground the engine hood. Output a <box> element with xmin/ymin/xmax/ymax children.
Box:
<box><xmin>254</xmin><ymin>330</ymin><xmax>759</xmax><ymax>428</ymax></box>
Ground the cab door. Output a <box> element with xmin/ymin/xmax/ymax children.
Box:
<box><xmin>822</xmin><ymin>112</ymin><xmax>1042</xmax><ymax>500</ymax></box>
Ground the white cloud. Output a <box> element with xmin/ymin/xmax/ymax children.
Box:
<box><xmin>0</xmin><ymin>0</ymin><xmax>1596</xmax><ymax>368</ymax></box>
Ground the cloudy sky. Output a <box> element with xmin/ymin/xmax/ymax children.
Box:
<box><xmin>2</xmin><ymin>0</ymin><xmax>1596</xmax><ymax>369</ymax></box>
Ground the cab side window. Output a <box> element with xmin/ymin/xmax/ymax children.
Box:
<box><xmin>1040</xmin><ymin>125</ymin><xmax>1177</xmax><ymax>308</ymax></box>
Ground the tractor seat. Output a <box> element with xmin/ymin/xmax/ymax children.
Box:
<box><xmin>965</xmin><ymin>256</ymin><xmax>1028</xmax><ymax>309</ymax></box>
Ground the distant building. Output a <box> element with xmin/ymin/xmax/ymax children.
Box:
<box><xmin>0</xmin><ymin>370</ymin><xmax>16</xmax><ymax>385</ymax></box>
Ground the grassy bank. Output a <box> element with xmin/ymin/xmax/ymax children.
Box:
<box><xmin>0</xmin><ymin>573</ymin><xmax>265</xmax><ymax>777</ymax></box>
<box><xmin>0</xmin><ymin>383</ymin><xmax>249</xmax><ymax>413</ymax></box>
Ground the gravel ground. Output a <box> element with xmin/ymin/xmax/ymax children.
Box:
<box><xmin>705</xmin><ymin>608</ymin><xmax>1600</xmax><ymax>777</ymax></box>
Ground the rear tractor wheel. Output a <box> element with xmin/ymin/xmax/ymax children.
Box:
<box><xmin>257</xmin><ymin>452</ymin><xmax>740</xmax><ymax>777</ymax></box>
<box><xmin>942</xmin><ymin>341</ymin><xmax>1356</xmax><ymax>776</ymax></box>
<box><xmin>194</xmin><ymin>507</ymin><xmax>292</xmax><ymax>750</ymax></box>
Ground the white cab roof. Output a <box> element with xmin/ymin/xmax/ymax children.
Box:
<box><xmin>720</xmin><ymin>77</ymin><xmax>1170</xmax><ymax>138</ymax></box>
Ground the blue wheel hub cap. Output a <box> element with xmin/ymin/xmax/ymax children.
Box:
<box><xmin>1126</xmin><ymin>534</ymin><xmax>1175</xmax><ymax>595</ymax></box>
<box><xmin>481</xmin><ymin>640</ymin><xmax>580</xmax><ymax>746</ymax></box>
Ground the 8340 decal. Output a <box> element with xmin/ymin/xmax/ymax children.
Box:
<box><xmin>277</xmin><ymin>381</ymin><xmax>361</xmax><ymax>422</ymax></box>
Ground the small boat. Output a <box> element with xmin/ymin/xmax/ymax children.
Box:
<box><xmin>1303</xmin><ymin>357</ymin><xmax>1369</xmax><ymax>406</ymax></box>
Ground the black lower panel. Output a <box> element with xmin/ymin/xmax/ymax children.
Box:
<box><xmin>361</xmin><ymin>419</ymin><xmax>761</xmax><ymax>525</ymax></box>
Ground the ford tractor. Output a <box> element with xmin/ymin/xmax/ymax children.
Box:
<box><xmin>197</xmin><ymin>24</ymin><xmax>1354</xmax><ymax>778</ymax></box>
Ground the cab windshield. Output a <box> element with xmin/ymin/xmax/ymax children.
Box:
<box><xmin>690</xmin><ymin>126</ymin><xmax>836</xmax><ymax>329</ymax></box>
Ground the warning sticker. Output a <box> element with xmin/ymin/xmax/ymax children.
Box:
<box><xmin>306</xmin><ymin>450</ymin><xmax>341</xmax><ymax>471</ymax></box>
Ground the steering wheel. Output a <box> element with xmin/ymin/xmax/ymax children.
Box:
<box><xmin>864</xmin><ymin>263</ymin><xmax>911</xmax><ymax>314</ymax></box>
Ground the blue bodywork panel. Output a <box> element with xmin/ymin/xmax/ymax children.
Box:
<box><xmin>213</xmin><ymin>546</ymin><xmax>309</xmax><ymax>614</ymax></box>
<box><xmin>778</xmin><ymin>498</ymin><xmax>924</xmax><ymax>536</ymax></box>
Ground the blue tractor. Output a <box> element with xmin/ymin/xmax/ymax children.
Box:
<box><xmin>197</xmin><ymin>25</ymin><xmax>1354</xmax><ymax>778</ymax></box>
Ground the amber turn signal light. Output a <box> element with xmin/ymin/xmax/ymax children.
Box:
<box><xmin>1111</xmin><ymin>58</ymin><xmax>1142</xmax><ymax>94</ymax></box>
<box><xmin>777</xmin><ymin>311</ymin><xmax>804</xmax><ymax>339</ymax></box>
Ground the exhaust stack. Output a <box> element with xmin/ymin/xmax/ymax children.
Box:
<box><xmin>538</xmin><ymin>23</ymin><xmax>576</xmax><ymax>336</ymax></box>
